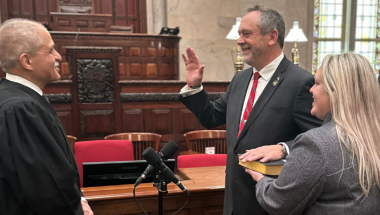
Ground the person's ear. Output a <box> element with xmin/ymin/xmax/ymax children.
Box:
<box><xmin>268</xmin><ymin>30</ymin><xmax>278</xmax><ymax>46</ymax></box>
<box><xmin>19</xmin><ymin>53</ymin><xmax>33</xmax><ymax>71</ymax></box>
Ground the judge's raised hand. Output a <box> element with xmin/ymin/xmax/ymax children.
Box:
<box><xmin>240</xmin><ymin>145</ymin><xmax>283</xmax><ymax>163</ymax></box>
<box><xmin>182</xmin><ymin>47</ymin><xmax>205</xmax><ymax>87</ymax></box>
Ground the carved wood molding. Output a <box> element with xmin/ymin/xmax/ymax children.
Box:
<box><xmin>51</xmin><ymin>33</ymin><xmax>181</xmax><ymax>42</ymax></box>
<box><xmin>66</xmin><ymin>46</ymin><xmax>122</xmax><ymax>53</ymax></box>
<box><xmin>118</xmin><ymin>80</ymin><xmax>231</xmax><ymax>85</ymax></box>
<box><xmin>45</xmin><ymin>93</ymin><xmax>73</xmax><ymax>103</ymax></box>
<box><xmin>77</xmin><ymin>59</ymin><xmax>114</xmax><ymax>103</ymax></box>
<box><xmin>120</xmin><ymin>92</ymin><xmax>223</xmax><ymax>102</ymax></box>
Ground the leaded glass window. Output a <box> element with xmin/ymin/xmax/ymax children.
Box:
<box><xmin>313</xmin><ymin>0</ymin><xmax>380</xmax><ymax>75</ymax></box>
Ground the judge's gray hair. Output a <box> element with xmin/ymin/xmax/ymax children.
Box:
<box><xmin>0</xmin><ymin>19</ymin><xmax>46</xmax><ymax>73</ymax></box>
<box><xmin>246</xmin><ymin>5</ymin><xmax>285</xmax><ymax>49</ymax></box>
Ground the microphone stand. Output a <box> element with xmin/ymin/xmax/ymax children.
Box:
<box><xmin>152</xmin><ymin>169</ymin><xmax>168</xmax><ymax>215</ymax></box>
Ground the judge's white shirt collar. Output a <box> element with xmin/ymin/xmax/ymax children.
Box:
<box><xmin>6</xmin><ymin>73</ymin><xmax>43</xmax><ymax>96</ymax></box>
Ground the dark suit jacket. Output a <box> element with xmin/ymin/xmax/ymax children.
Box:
<box><xmin>180</xmin><ymin>57</ymin><xmax>322</xmax><ymax>215</ymax></box>
<box><xmin>0</xmin><ymin>79</ymin><xmax>83</xmax><ymax>215</ymax></box>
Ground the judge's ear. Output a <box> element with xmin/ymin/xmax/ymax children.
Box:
<box><xmin>19</xmin><ymin>53</ymin><xmax>34</xmax><ymax>71</ymax></box>
<box><xmin>268</xmin><ymin>30</ymin><xmax>279</xmax><ymax>46</ymax></box>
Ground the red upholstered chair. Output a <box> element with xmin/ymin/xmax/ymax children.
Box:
<box><xmin>176</xmin><ymin>154</ymin><xmax>227</xmax><ymax>169</ymax></box>
<box><xmin>74</xmin><ymin>140</ymin><xmax>134</xmax><ymax>187</ymax></box>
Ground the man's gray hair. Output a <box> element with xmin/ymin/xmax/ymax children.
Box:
<box><xmin>0</xmin><ymin>19</ymin><xmax>46</xmax><ymax>73</ymax></box>
<box><xmin>247</xmin><ymin>5</ymin><xmax>285</xmax><ymax>49</ymax></box>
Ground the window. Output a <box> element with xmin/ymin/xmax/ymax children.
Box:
<box><xmin>313</xmin><ymin>0</ymin><xmax>380</xmax><ymax>74</ymax></box>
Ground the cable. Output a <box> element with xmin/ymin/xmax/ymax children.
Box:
<box><xmin>133</xmin><ymin>185</ymin><xmax>148</xmax><ymax>215</ymax></box>
<box><xmin>134</xmin><ymin>184</ymin><xmax>190</xmax><ymax>215</ymax></box>
<box><xmin>171</xmin><ymin>193</ymin><xmax>190</xmax><ymax>215</ymax></box>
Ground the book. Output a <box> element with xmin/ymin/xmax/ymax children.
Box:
<box><xmin>238</xmin><ymin>159</ymin><xmax>286</xmax><ymax>175</ymax></box>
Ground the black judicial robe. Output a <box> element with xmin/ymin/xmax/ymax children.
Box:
<box><xmin>0</xmin><ymin>79</ymin><xmax>84</xmax><ymax>215</ymax></box>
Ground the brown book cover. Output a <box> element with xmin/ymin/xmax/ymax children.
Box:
<box><xmin>238</xmin><ymin>159</ymin><xmax>286</xmax><ymax>175</ymax></box>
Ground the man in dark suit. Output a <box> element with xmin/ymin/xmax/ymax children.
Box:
<box><xmin>0</xmin><ymin>19</ymin><xmax>93</xmax><ymax>215</ymax></box>
<box><xmin>179</xmin><ymin>5</ymin><xmax>322</xmax><ymax>215</ymax></box>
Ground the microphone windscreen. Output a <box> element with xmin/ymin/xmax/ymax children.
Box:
<box><xmin>160</xmin><ymin>141</ymin><xmax>178</xmax><ymax>159</ymax></box>
<box><xmin>142</xmin><ymin>147</ymin><xmax>161</xmax><ymax>166</ymax></box>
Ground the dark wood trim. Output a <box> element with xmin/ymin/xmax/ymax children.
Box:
<box><xmin>139</xmin><ymin>0</ymin><xmax>147</xmax><ymax>33</ymax></box>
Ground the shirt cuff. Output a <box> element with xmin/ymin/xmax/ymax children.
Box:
<box><xmin>81</xmin><ymin>197</ymin><xmax>88</xmax><ymax>204</ymax></box>
<box><xmin>277</xmin><ymin>142</ymin><xmax>290</xmax><ymax>156</ymax></box>
<box><xmin>179</xmin><ymin>84</ymin><xmax>203</xmax><ymax>97</ymax></box>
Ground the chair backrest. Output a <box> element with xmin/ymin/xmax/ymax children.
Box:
<box><xmin>104</xmin><ymin>133</ymin><xmax>161</xmax><ymax>160</ymax></box>
<box><xmin>184</xmin><ymin>130</ymin><xmax>227</xmax><ymax>154</ymax></box>
<box><xmin>66</xmin><ymin>135</ymin><xmax>77</xmax><ymax>153</ymax></box>
<box><xmin>177</xmin><ymin>154</ymin><xmax>227</xmax><ymax>168</ymax></box>
<box><xmin>74</xmin><ymin>140</ymin><xmax>134</xmax><ymax>187</ymax></box>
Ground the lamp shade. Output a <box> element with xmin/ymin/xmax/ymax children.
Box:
<box><xmin>226</xmin><ymin>17</ymin><xmax>241</xmax><ymax>40</ymax></box>
<box><xmin>285</xmin><ymin>21</ymin><xmax>308</xmax><ymax>42</ymax></box>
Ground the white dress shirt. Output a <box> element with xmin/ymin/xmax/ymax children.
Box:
<box><xmin>179</xmin><ymin>52</ymin><xmax>289</xmax><ymax>155</ymax></box>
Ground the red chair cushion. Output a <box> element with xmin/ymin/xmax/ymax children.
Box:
<box><xmin>177</xmin><ymin>154</ymin><xmax>227</xmax><ymax>168</ymax></box>
<box><xmin>74</xmin><ymin>140</ymin><xmax>134</xmax><ymax>187</ymax></box>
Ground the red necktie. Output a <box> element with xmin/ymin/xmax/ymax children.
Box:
<box><xmin>237</xmin><ymin>72</ymin><xmax>261</xmax><ymax>138</ymax></box>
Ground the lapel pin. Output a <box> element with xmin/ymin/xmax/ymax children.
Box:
<box><xmin>272</xmin><ymin>76</ymin><xmax>280</xmax><ymax>87</ymax></box>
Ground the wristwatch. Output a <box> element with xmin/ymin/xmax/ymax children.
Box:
<box><xmin>281</xmin><ymin>144</ymin><xmax>288</xmax><ymax>158</ymax></box>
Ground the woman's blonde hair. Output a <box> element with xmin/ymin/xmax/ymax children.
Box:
<box><xmin>321</xmin><ymin>52</ymin><xmax>380</xmax><ymax>197</ymax></box>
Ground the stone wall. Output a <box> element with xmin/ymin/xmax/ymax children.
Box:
<box><xmin>147</xmin><ymin>0</ymin><xmax>312</xmax><ymax>81</ymax></box>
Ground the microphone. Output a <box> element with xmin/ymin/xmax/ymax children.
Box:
<box><xmin>134</xmin><ymin>141</ymin><xmax>178</xmax><ymax>187</ymax></box>
<box><xmin>142</xmin><ymin>147</ymin><xmax>190</xmax><ymax>196</ymax></box>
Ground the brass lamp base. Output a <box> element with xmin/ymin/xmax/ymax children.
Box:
<box><xmin>292</xmin><ymin>41</ymin><xmax>300</xmax><ymax>66</ymax></box>
<box><xmin>234</xmin><ymin>47</ymin><xmax>244</xmax><ymax>74</ymax></box>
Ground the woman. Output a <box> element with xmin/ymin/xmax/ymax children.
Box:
<box><xmin>241</xmin><ymin>52</ymin><xmax>380</xmax><ymax>214</ymax></box>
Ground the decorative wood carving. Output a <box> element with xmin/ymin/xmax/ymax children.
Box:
<box><xmin>77</xmin><ymin>59</ymin><xmax>114</xmax><ymax>103</ymax></box>
<box><xmin>45</xmin><ymin>93</ymin><xmax>73</xmax><ymax>103</ymax></box>
<box><xmin>120</xmin><ymin>92</ymin><xmax>223</xmax><ymax>102</ymax></box>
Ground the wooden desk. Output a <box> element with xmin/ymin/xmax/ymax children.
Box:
<box><xmin>82</xmin><ymin>166</ymin><xmax>226</xmax><ymax>215</ymax></box>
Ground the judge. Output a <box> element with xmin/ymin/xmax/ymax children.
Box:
<box><xmin>0</xmin><ymin>19</ymin><xmax>93</xmax><ymax>215</ymax></box>
<box><xmin>243</xmin><ymin>53</ymin><xmax>380</xmax><ymax>214</ymax></box>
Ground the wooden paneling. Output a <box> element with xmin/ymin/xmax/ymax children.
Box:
<box><xmin>51</xmin><ymin>32</ymin><xmax>180</xmax><ymax>80</ymax></box>
<box><xmin>51</xmin><ymin>13</ymin><xmax>112</xmax><ymax>32</ymax></box>
<box><xmin>80</xmin><ymin>109</ymin><xmax>115</xmax><ymax>138</ymax></box>
<box><xmin>0</xmin><ymin>0</ymin><xmax>145</xmax><ymax>33</ymax></box>
<box><xmin>56</xmin><ymin>110</ymin><xmax>72</xmax><ymax>134</ymax></box>
<box><xmin>92</xmin><ymin>0</ymin><xmax>147</xmax><ymax>33</ymax></box>
<box><xmin>147</xmin><ymin>109</ymin><xmax>173</xmax><ymax>134</ymax></box>
<box><xmin>0</xmin><ymin>0</ymin><xmax>58</xmax><ymax>27</ymax></box>
<box><xmin>177</xmin><ymin>109</ymin><xmax>202</xmax><ymax>134</ymax></box>
<box><xmin>122</xmin><ymin>109</ymin><xmax>144</xmax><ymax>132</ymax></box>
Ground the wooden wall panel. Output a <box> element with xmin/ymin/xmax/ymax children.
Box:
<box><xmin>80</xmin><ymin>110</ymin><xmax>115</xmax><ymax>138</ymax></box>
<box><xmin>92</xmin><ymin>0</ymin><xmax>147</xmax><ymax>33</ymax></box>
<box><xmin>56</xmin><ymin>110</ymin><xmax>73</xmax><ymax>135</ymax></box>
<box><xmin>177</xmin><ymin>109</ymin><xmax>202</xmax><ymax>135</ymax></box>
<box><xmin>122</xmin><ymin>109</ymin><xmax>144</xmax><ymax>132</ymax></box>
<box><xmin>147</xmin><ymin>109</ymin><xmax>173</xmax><ymax>134</ymax></box>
